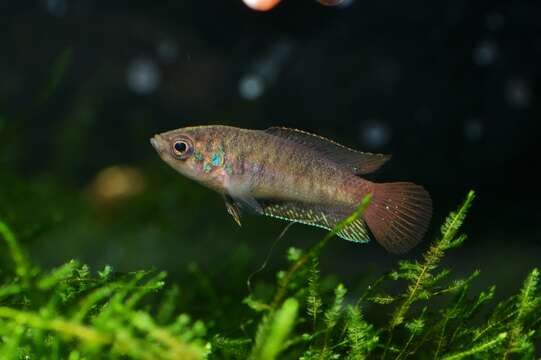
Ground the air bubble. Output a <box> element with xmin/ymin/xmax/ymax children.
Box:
<box><xmin>506</xmin><ymin>78</ymin><xmax>531</xmax><ymax>109</ymax></box>
<box><xmin>239</xmin><ymin>39</ymin><xmax>293</xmax><ymax>101</ymax></box>
<box><xmin>359</xmin><ymin>120</ymin><xmax>391</xmax><ymax>149</ymax></box>
<box><xmin>126</xmin><ymin>57</ymin><xmax>161</xmax><ymax>95</ymax></box>
<box><xmin>473</xmin><ymin>40</ymin><xmax>499</xmax><ymax>67</ymax></box>
<box><xmin>239</xmin><ymin>75</ymin><xmax>265</xmax><ymax>100</ymax></box>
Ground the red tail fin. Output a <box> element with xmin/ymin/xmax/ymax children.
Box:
<box><xmin>363</xmin><ymin>182</ymin><xmax>432</xmax><ymax>254</ymax></box>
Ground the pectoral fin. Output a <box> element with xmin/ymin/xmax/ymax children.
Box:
<box><xmin>224</xmin><ymin>174</ymin><xmax>263</xmax><ymax>216</ymax></box>
<box><xmin>224</xmin><ymin>195</ymin><xmax>242</xmax><ymax>227</ymax></box>
<box><xmin>223</xmin><ymin>191</ymin><xmax>264</xmax><ymax>226</ymax></box>
<box><xmin>231</xmin><ymin>194</ymin><xmax>263</xmax><ymax>215</ymax></box>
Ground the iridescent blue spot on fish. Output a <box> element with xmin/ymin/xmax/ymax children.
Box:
<box><xmin>211</xmin><ymin>152</ymin><xmax>223</xmax><ymax>167</ymax></box>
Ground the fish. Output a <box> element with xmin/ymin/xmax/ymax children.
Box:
<box><xmin>150</xmin><ymin>125</ymin><xmax>432</xmax><ymax>254</ymax></box>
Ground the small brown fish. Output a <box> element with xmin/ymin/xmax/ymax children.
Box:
<box><xmin>150</xmin><ymin>125</ymin><xmax>432</xmax><ymax>253</ymax></box>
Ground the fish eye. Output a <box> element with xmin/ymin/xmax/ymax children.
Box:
<box><xmin>171</xmin><ymin>138</ymin><xmax>193</xmax><ymax>159</ymax></box>
<box><xmin>174</xmin><ymin>142</ymin><xmax>187</xmax><ymax>153</ymax></box>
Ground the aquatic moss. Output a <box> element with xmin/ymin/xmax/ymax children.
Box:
<box><xmin>0</xmin><ymin>190</ymin><xmax>539</xmax><ymax>359</ymax></box>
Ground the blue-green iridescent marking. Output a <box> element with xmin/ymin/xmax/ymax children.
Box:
<box><xmin>194</xmin><ymin>151</ymin><xmax>204</xmax><ymax>161</ymax></box>
<box><xmin>203</xmin><ymin>163</ymin><xmax>212</xmax><ymax>173</ymax></box>
<box><xmin>211</xmin><ymin>152</ymin><xmax>223</xmax><ymax>167</ymax></box>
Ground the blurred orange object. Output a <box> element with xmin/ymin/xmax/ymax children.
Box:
<box><xmin>242</xmin><ymin>0</ymin><xmax>282</xmax><ymax>11</ymax></box>
<box><xmin>89</xmin><ymin>165</ymin><xmax>145</xmax><ymax>205</ymax></box>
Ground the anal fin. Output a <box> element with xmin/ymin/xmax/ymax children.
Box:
<box><xmin>259</xmin><ymin>200</ymin><xmax>371</xmax><ymax>243</ymax></box>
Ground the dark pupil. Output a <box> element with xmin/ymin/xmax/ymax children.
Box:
<box><xmin>174</xmin><ymin>142</ymin><xmax>187</xmax><ymax>153</ymax></box>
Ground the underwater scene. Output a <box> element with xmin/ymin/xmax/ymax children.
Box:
<box><xmin>0</xmin><ymin>1</ymin><xmax>539</xmax><ymax>358</ymax></box>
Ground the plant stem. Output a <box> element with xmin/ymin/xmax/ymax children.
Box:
<box><xmin>271</xmin><ymin>195</ymin><xmax>371</xmax><ymax>310</ymax></box>
<box><xmin>442</xmin><ymin>332</ymin><xmax>507</xmax><ymax>360</ymax></box>
<box><xmin>395</xmin><ymin>332</ymin><xmax>414</xmax><ymax>360</ymax></box>
<box><xmin>271</xmin><ymin>233</ymin><xmax>331</xmax><ymax>310</ymax></box>
<box><xmin>0</xmin><ymin>220</ymin><xmax>31</xmax><ymax>285</ymax></box>
<box><xmin>0</xmin><ymin>307</ymin><xmax>109</xmax><ymax>345</ymax></box>
<box><xmin>433</xmin><ymin>317</ymin><xmax>449</xmax><ymax>359</ymax></box>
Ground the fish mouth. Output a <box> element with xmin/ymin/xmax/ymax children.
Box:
<box><xmin>150</xmin><ymin>134</ymin><xmax>165</xmax><ymax>153</ymax></box>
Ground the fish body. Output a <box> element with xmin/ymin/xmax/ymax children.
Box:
<box><xmin>150</xmin><ymin>125</ymin><xmax>432</xmax><ymax>254</ymax></box>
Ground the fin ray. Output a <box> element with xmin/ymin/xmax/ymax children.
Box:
<box><xmin>223</xmin><ymin>195</ymin><xmax>242</xmax><ymax>226</ymax></box>
<box><xmin>363</xmin><ymin>182</ymin><xmax>433</xmax><ymax>254</ymax></box>
<box><xmin>259</xmin><ymin>200</ymin><xmax>371</xmax><ymax>243</ymax></box>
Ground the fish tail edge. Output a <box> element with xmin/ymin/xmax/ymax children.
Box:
<box><xmin>362</xmin><ymin>181</ymin><xmax>433</xmax><ymax>254</ymax></box>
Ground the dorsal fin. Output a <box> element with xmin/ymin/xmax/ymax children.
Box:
<box><xmin>264</xmin><ymin>127</ymin><xmax>391</xmax><ymax>175</ymax></box>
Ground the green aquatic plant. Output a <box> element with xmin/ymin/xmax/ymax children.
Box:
<box><xmin>0</xmin><ymin>191</ymin><xmax>539</xmax><ymax>359</ymax></box>
<box><xmin>0</xmin><ymin>222</ymin><xmax>208</xmax><ymax>360</ymax></box>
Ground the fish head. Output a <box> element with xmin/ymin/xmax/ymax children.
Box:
<box><xmin>150</xmin><ymin>126</ymin><xmax>226</xmax><ymax>187</ymax></box>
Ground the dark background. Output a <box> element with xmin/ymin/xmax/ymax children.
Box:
<box><xmin>0</xmin><ymin>0</ymin><xmax>539</xmax><ymax>299</ymax></box>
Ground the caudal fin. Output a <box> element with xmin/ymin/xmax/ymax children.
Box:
<box><xmin>363</xmin><ymin>182</ymin><xmax>432</xmax><ymax>254</ymax></box>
